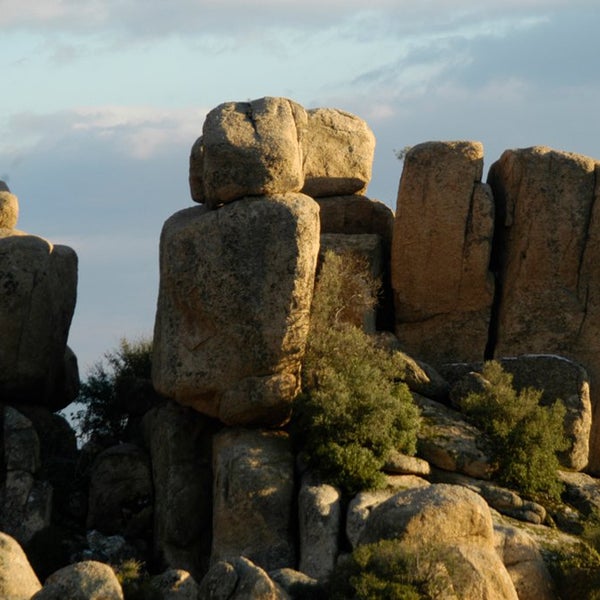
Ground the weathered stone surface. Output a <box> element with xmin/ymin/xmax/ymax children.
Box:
<box><xmin>0</xmin><ymin>233</ymin><xmax>77</xmax><ymax>406</ymax></box>
<box><xmin>391</xmin><ymin>141</ymin><xmax>494</xmax><ymax>367</ymax></box>
<box><xmin>559</xmin><ymin>469</ymin><xmax>600</xmax><ymax>518</ymax></box>
<box><xmin>383</xmin><ymin>450</ymin><xmax>431</xmax><ymax>476</ymax></box>
<box><xmin>302</xmin><ymin>108</ymin><xmax>375</xmax><ymax>197</ymax></box>
<box><xmin>153</xmin><ymin>193</ymin><xmax>319</xmax><ymax>427</ymax></box>
<box><xmin>4</xmin><ymin>405</ymin><xmax>40</xmax><ymax>472</ymax></box>
<box><xmin>0</xmin><ymin>187</ymin><xmax>18</xmax><ymax>229</ymax></box>
<box><xmin>190</xmin><ymin>97</ymin><xmax>306</xmax><ymax>207</ymax></box>
<box><xmin>346</xmin><ymin>475</ymin><xmax>430</xmax><ymax>548</ymax></box>
<box><xmin>487</xmin><ymin>146</ymin><xmax>600</xmax><ymax>472</ymax></box>
<box><xmin>319</xmin><ymin>233</ymin><xmax>382</xmax><ymax>332</ymax></box>
<box><xmin>268</xmin><ymin>569</ymin><xmax>321</xmax><ymax>599</ymax></box>
<box><xmin>495</xmin><ymin>523</ymin><xmax>557</xmax><ymax>600</ymax></box>
<box><xmin>316</xmin><ymin>195</ymin><xmax>394</xmax><ymax>248</ymax></box>
<box><xmin>211</xmin><ymin>429</ymin><xmax>295</xmax><ymax>571</ymax></box>
<box><xmin>415</xmin><ymin>394</ymin><xmax>493</xmax><ymax>479</ymax></box>
<box><xmin>143</xmin><ymin>402</ymin><xmax>215</xmax><ymax>579</ymax></box>
<box><xmin>445</xmin><ymin>355</ymin><xmax>592</xmax><ymax>471</ymax></box>
<box><xmin>0</xmin><ymin>531</ymin><xmax>42</xmax><ymax>600</ymax></box>
<box><xmin>32</xmin><ymin>561</ymin><xmax>123</xmax><ymax>600</ymax></box>
<box><xmin>87</xmin><ymin>443</ymin><xmax>153</xmax><ymax>538</ymax></box>
<box><xmin>198</xmin><ymin>557</ymin><xmax>289</xmax><ymax>600</ymax></box>
<box><xmin>359</xmin><ymin>483</ymin><xmax>494</xmax><ymax>547</ymax></box>
<box><xmin>298</xmin><ymin>474</ymin><xmax>341</xmax><ymax>580</ymax></box>
<box><xmin>150</xmin><ymin>569</ymin><xmax>201</xmax><ymax>600</ymax></box>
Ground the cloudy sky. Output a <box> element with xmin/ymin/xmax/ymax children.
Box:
<box><xmin>1</xmin><ymin>0</ymin><xmax>599</xmax><ymax>373</ymax></box>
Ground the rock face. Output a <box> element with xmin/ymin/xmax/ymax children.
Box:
<box><xmin>31</xmin><ymin>561</ymin><xmax>123</xmax><ymax>600</ymax></box>
<box><xmin>152</xmin><ymin>193</ymin><xmax>319</xmax><ymax>427</ymax></box>
<box><xmin>0</xmin><ymin>230</ymin><xmax>78</xmax><ymax>407</ymax></box>
<box><xmin>150</xmin><ymin>569</ymin><xmax>201</xmax><ymax>600</ymax></box>
<box><xmin>391</xmin><ymin>141</ymin><xmax>495</xmax><ymax>367</ymax></box>
<box><xmin>487</xmin><ymin>147</ymin><xmax>600</xmax><ymax>472</ymax></box>
<box><xmin>0</xmin><ymin>531</ymin><xmax>42</xmax><ymax>600</ymax></box>
<box><xmin>143</xmin><ymin>402</ymin><xmax>216</xmax><ymax>579</ymax></box>
<box><xmin>302</xmin><ymin>108</ymin><xmax>375</xmax><ymax>197</ymax></box>
<box><xmin>211</xmin><ymin>429</ymin><xmax>295</xmax><ymax>572</ymax></box>
<box><xmin>190</xmin><ymin>97</ymin><xmax>307</xmax><ymax>207</ymax></box>
<box><xmin>0</xmin><ymin>186</ymin><xmax>19</xmax><ymax>229</ymax></box>
<box><xmin>87</xmin><ymin>443</ymin><xmax>153</xmax><ymax>538</ymax></box>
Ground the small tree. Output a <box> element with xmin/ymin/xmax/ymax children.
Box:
<box><xmin>74</xmin><ymin>337</ymin><xmax>153</xmax><ymax>446</ymax></box>
<box><xmin>294</xmin><ymin>251</ymin><xmax>420</xmax><ymax>496</ymax></box>
<box><xmin>461</xmin><ymin>361</ymin><xmax>568</xmax><ymax>500</ymax></box>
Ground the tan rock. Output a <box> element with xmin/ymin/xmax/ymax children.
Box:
<box><xmin>0</xmin><ymin>531</ymin><xmax>42</xmax><ymax>600</ymax></box>
<box><xmin>190</xmin><ymin>97</ymin><xmax>306</xmax><ymax>207</ymax></box>
<box><xmin>0</xmin><ymin>233</ymin><xmax>77</xmax><ymax>406</ymax></box>
<box><xmin>152</xmin><ymin>193</ymin><xmax>320</xmax><ymax>427</ymax></box>
<box><xmin>31</xmin><ymin>561</ymin><xmax>123</xmax><ymax>600</ymax></box>
<box><xmin>211</xmin><ymin>429</ymin><xmax>295</xmax><ymax>572</ymax></box>
<box><xmin>302</xmin><ymin>108</ymin><xmax>375</xmax><ymax>197</ymax></box>
<box><xmin>391</xmin><ymin>141</ymin><xmax>494</xmax><ymax>366</ymax></box>
<box><xmin>150</xmin><ymin>569</ymin><xmax>201</xmax><ymax>600</ymax></box>
<box><xmin>0</xmin><ymin>189</ymin><xmax>18</xmax><ymax>229</ymax></box>
<box><xmin>487</xmin><ymin>146</ymin><xmax>600</xmax><ymax>471</ymax></box>
<box><xmin>298</xmin><ymin>474</ymin><xmax>341</xmax><ymax>580</ymax></box>
<box><xmin>383</xmin><ymin>450</ymin><xmax>431</xmax><ymax>476</ymax></box>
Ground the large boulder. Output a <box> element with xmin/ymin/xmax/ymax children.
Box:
<box><xmin>0</xmin><ymin>531</ymin><xmax>42</xmax><ymax>600</ymax></box>
<box><xmin>152</xmin><ymin>193</ymin><xmax>320</xmax><ymax>427</ymax></box>
<box><xmin>391</xmin><ymin>141</ymin><xmax>495</xmax><ymax>367</ymax></box>
<box><xmin>298</xmin><ymin>474</ymin><xmax>341</xmax><ymax>581</ymax></box>
<box><xmin>0</xmin><ymin>182</ymin><xmax>19</xmax><ymax>229</ymax></box>
<box><xmin>301</xmin><ymin>108</ymin><xmax>375</xmax><ymax>197</ymax></box>
<box><xmin>211</xmin><ymin>429</ymin><xmax>295</xmax><ymax>571</ymax></box>
<box><xmin>487</xmin><ymin>147</ymin><xmax>600</xmax><ymax>472</ymax></box>
<box><xmin>86</xmin><ymin>443</ymin><xmax>153</xmax><ymax>538</ymax></box>
<box><xmin>0</xmin><ymin>230</ymin><xmax>78</xmax><ymax>407</ymax></box>
<box><xmin>31</xmin><ymin>561</ymin><xmax>123</xmax><ymax>600</ymax></box>
<box><xmin>143</xmin><ymin>402</ymin><xmax>216</xmax><ymax>579</ymax></box>
<box><xmin>150</xmin><ymin>569</ymin><xmax>201</xmax><ymax>600</ymax></box>
<box><xmin>190</xmin><ymin>97</ymin><xmax>306</xmax><ymax>207</ymax></box>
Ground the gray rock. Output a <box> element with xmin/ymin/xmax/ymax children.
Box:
<box><xmin>151</xmin><ymin>569</ymin><xmax>201</xmax><ymax>600</ymax></box>
<box><xmin>302</xmin><ymin>108</ymin><xmax>375</xmax><ymax>197</ymax></box>
<box><xmin>298</xmin><ymin>474</ymin><xmax>341</xmax><ymax>580</ymax></box>
<box><xmin>87</xmin><ymin>443</ymin><xmax>153</xmax><ymax>538</ymax></box>
<box><xmin>143</xmin><ymin>402</ymin><xmax>215</xmax><ymax>579</ymax></box>
<box><xmin>268</xmin><ymin>569</ymin><xmax>322</xmax><ymax>599</ymax></box>
<box><xmin>152</xmin><ymin>193</ymin><xmax>319</xmax><ymax>427</ymax></box>
<box><xmin>32</xmin><ymin>561</ymin><xmax>123</xmax><ymax>600</ymax></box>
<box><xmin>211</xmin><ymin>429</ymin><xmax>295</xmax><ymax>571</ymax></box>
<box><xmin>190</xmin><ymin>97</ymin><xmax>306</xmax><ymax>207</ymax></box>
<box><xmin>0</xmin><ymin>531</ymin><xmax>42</xmax><ymax>600</ymax></box>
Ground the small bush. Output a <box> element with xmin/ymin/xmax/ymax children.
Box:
<box><xmin>461</xmin><ymin>361</ymin><xmax>568</xmax><ymax>500</ymax></box>
<box><xmin>329</xmin><ymin>539</ymin><xmax>451</xmax><ymax>600</ymax></box>
<box><xmin>545</xmin><ymin>541</ymin><xmax>600</xmax><ymax>600</ymax></box>
<box><xmin>113</xmin><ymin>559</ymin><xmax>159</xmax><ymax>600</ymax></box>
<box><xmin>74</xmin><ymin>336</ymin><xmax>153</xmax><ymax>445</ymax></box>
<box><xmin>294</xmin><ymin>251</ymin><xmax>420</xmax><ymax>496</ymax></box>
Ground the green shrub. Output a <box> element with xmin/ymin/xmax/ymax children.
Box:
<box><xmin>113</xmin><ymin>558</ymin><xmax>159</xmax><ymax>600</ymax></box>
<box><xmin>74</xmin><ymin>336</ymin><xmax>153</xmax><ymax>445</ymax></box>
<box><xmin>545</xmin><ymin>541</ymin><xmax>600</xmax><ymax>600</ymax></box>
<box><xmin>294</xmin><ymin>251</ymin><xmax>420</xmax><ymax>496</ymax></box>
<box><xmin>329</xmin><ymin>539</ymin><xmax>449</xmax><ymax>600</ymax></box>
<box><xmin>461</xmin><ymin>361</ymin><xmax>568</xmax><ymax>500</ymax></box>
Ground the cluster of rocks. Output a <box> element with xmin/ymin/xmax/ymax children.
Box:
<box><xmin>4</xmin><ymin>97</ymin><xmax>600</xmax><ymax>599</ymax></box>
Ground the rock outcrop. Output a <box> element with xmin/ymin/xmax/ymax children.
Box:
<box><xmin>0</xmin><ymin>532</ymin><xmax>42</xmax><ymax>600</ymax></box>
<box><xmin>487</xmin><ymin>147</ymin><xmax>600</xmax><ymax>472</ymax></box>
<box><xmin>391</xmin><ymin>141</ymin><xmax>495</xmax><ymax>367</ymax></box>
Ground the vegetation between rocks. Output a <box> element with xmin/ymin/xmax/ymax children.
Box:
<box><xmin>293</xmin><ymin>251</ymin><xmax>420</xmax><ymax>496</ymax></box>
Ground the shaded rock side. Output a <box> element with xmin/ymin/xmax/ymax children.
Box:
<box><xmin>190</xmin><ymin>97</ymin><xmax>307</xmax><ymax>207</ymax></box>
<box><xmin>487</xmin><ymin>147</ymin><xmax>600</xmax><ymax>471</ymax></box>
<box><xmin>301</xmin><ymin>108</ymin><xmax>375</xmax><ymax>197</ymax></box>
<box><xmin>391</xmin><ymin>141</ymin><xmax>495</xmax><ymax>367</ymax></box>
<box><xmin>0</xmin><ymin>531</ymin><xmax>42</xmax><ymax>600</ymax></box>
<box><xmin>152</xmin><ymin>193</ymin><xmax>320</xmax><ymax>427</ymax></box>
<box><xmin>0</xmin><ymin>231</ymin><xmax>78</xmax><ymax>407</ymax></box>
<box><xmin>211</xmin><ymin>429</ymin><xmax>295</xmax><ymax>572</ymax></box>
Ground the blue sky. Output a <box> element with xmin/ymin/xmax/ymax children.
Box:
<box><xmin>1</xmin><ymin>0</ymin><xmax>599</xmax><ymax>372</ymax></box>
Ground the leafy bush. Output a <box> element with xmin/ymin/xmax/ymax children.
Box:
<box><xmin>294</xmin><ymin>251</ymin><xmax>420</xmax><ymax>496</ymax></box>
<box><xmin>461</xmin><ymin>361</ymin><xmax>568</xmax><ymax>500</ymax></box>
<box><xmin>74</xmin><ymin>337</ymin><xmax>153</xmax><ymax>445</ymax></box>
<box><xmin>329</xmin><ymin>539</ymin><xmax>451</xmax><ymax>600</ymax></box>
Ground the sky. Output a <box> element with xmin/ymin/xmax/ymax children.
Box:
<box><xmin>1</xmin><ymin>0</ymin><xmax>599</xmax><ymax>375</ymax></box>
